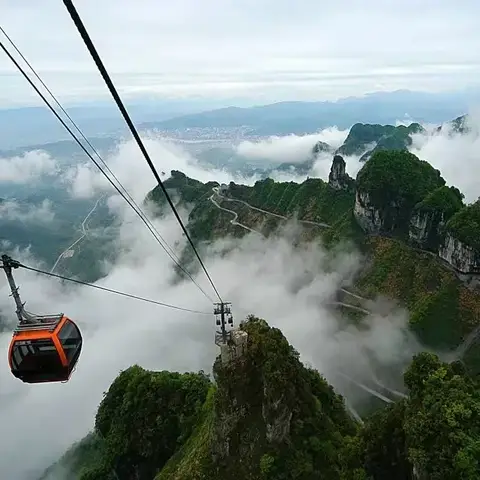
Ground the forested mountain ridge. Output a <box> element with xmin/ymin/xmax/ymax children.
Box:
<box><xmin>147</xmin><ymin>148</ymin><xmax>480</xmax><ymax>364</ymax></box>
<box><xmin>260</xmin><ymin>114</ymin><xmax>471</xmax><ymax>178</ymax></box>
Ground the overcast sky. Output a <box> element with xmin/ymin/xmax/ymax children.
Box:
<box><xmin>1</xmin><ymin>0</ymin><xmax>480</xmax><ymax>106</ymax></box>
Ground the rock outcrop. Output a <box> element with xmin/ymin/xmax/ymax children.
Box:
<box><xmin>328</xmin><ymin>154</ymin><xmax>353</xmax><ymax>190</ymax></box>
<box><xmin>353</xmin><ymin>190</ymin><xmax>382</xmax><ymax>233</ymax></box>
<box><xmin>439</xmin><ymin>234</ymin><xmax>480</xmax><ymax>273</ymax></box>
<box><xmin>312</xmin><ymin>140</ymin><xmax>331</xmax><ymax>155</ymax></box>
<box><xmin>354</xmin><ymin>150</ymin><xmax>445</xmax><ymax>238</ymax></box>
<box><xmin>408</xmin><ymin>210</ymin><xmax>432</xmax><ymax>247</ymax></box>
<box><xmin>408</xmin><ymin>186</ymin><xmax>464</xmax><ymax>252</ymax></box>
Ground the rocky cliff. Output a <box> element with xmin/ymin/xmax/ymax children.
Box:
<box><xmin>353</xmin><ymin>150</ymin><xmax>445</xmax><ymax>237</ymax></box>
<box><xmin>438</xmin><ymin>201</ymin><xmax>480</xmax><ymax>273</ymax></box>
<box><xmin>41</xmin><ymin>317</ymin><xmax>366</xmax><ymax>479</ymax></box>
<box><xmin>328</xmin><ymin>155</ymin><xmax>354</xmax><ymax>191</ymax></box>
<box><xmin>408</xmin><ymin>186</ymin><xmax>464</xmax><ymax>251</ymax></box>
<box><xmin>350</xmin><ymin>150</ymin><xmax>480</xmax><ymax>275</ymax></box>
<box><xmin>149</xmin><ymin>148</ymin><xmax>480</xmax><ymax>278</ymax></box>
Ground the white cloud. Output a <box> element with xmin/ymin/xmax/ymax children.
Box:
<box><xmin>1</xmin><ymin>1</ymin><xmax>480</xmax><ymax>104</ymax></box>
<box><xmin>0</xmin><ymin>151</ymin><xmax>57</xmax><ymax>184</ymax></box>
<box><xmin>409</xmin><ymin>111</ymin><xmax>480</xmax><ymax>203</ymax></box>
<box><xmin>236</xmin><ymin>133</ymin><xmax>326</xmax><ymax>164</ymax></box>
<box><xmin>0</xmin><ymin>199</ymin><xmax>55</xmax><ymax>223</ymax></box>
<box><xmin>63</xmin><ymin>132</ymin><xmax>255</xmax><ymax>203</ymax></box>
<box><xmin>235</xmin><ymin>127</ymin><xmax>349</xmax><ymax>165</ymax></box>
<box><xmin>0</xmin><ymin>161</ymin><xmax>424</xmax><ymax>478</ymax></box>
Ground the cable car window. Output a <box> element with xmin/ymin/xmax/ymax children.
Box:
<box><xmin>11</xmin><ymin>338</ymin><xmax>63</xmax><ymax>373</ymax></box>
<box><xmin>58</xmin><ymin>319</ymin><xmax>82</xmax><ymax>362</ymax></box>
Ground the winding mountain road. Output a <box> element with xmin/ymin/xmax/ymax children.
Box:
<box><xmin>50</xmin><ymin>195</ymin><xmax>104</xmax><ymax>274</ymax></box>
<box><xmin>214</xmin><ymin>186</ymin><xmax>331</xmax><ymax>228</ymax></box>
<box><xmin>209</xmin><ymin>192</ymin><xmax>265</xmax><ymax>237</ymax></box>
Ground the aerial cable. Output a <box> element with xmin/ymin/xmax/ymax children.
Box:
<box><xmin>2</xmin><ymin>258</ymin><xmax>211</xmax><ymax>315</ymax></box>
<box><xmin>0</xmin><ymin>25</ymin><xmax>180</xmax><ymax>270</ymax></box>
<box><xmin>63</xmin><ymin>0</ymin><xmax>223</xmax><ymax>303</ymax></box>
<box><xmin>0</xmin><ymin>34</ymin><xmax>215</xmax><ymax>304</ymax></box>
<box><xmin>0</xmin><ymin>27</ymin><xmax>212</xmax><ymax>303</ymax></box>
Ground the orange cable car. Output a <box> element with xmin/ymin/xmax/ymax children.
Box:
<box><xmin>2</xmin><ymin>254</ymin><xmax>83</xmax><ymax>384</ymax></box>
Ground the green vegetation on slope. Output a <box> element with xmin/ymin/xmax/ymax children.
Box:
<box><xmin>403</xmin><ymin>353</ymin><xmax>480</xmax><ymax>479</ymax></box>
<box><xmin>359</xmin><ymin>353</ymin><xmax>480</xmax><ymax>480</ymax></box>
<box><xmin>336</xmin><ymin>123</ymin><xmax>424</xmax><ymax>159</ymax></box>
<box><xmin>146</xmin><ymin>149</ymin><xmax>480</xmax><ymax>358</ymax></box>
<box><xmin>446</xmin><ymin>200</ymin><xmax>480</xmax><ymax>250</ymax></box>
<box><xmin>359</xmin><ymin>123</ymin><xmax>425</xmax><ymax>161</ymax></box>
<box><xmin>414</xmin><ymin>185</ymin><xmax>464</xmax><ymax>220</ymax></box>
<box><xmin>356</xmin><ymin>150</ymin><xmax>444</xmax><ymax>210</ymax></box>
<box><xmin>409</xmin><ymin>186</ymin><xmax>464</xmax><ymax>251</ymax></box>
<box><xmin>337</xmin><ymin>124</ymin><xmax>398</xmax><ymax>156</ymax></box>
<box><xmin>356</xmin><ymin>236</ymin><xmax>480</xmax><ymax>349</ymax></box>
<box><xmin>145</xmin><ymin>170</ymin><xmax>218</xmax><ymax>212</ymax></box>
<box><xmin>76</xmin><ymin>366</ymin><xmax>211</xmax><ymax>479</ymax></box>
<box><xmin>360</xmin><ymin>400</ymin><xmax>411</xmax><ymax>479</ymax></box>
<box><xmin>39</xmin><ymin>433</ymin><xmax>108</xmax><ymax>480</ymax></box>
<box><xmin>228</xmin><ymin>176</ymin><xmax>355</xmax><ymax>225</ymax></box>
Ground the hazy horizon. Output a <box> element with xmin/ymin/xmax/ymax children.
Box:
<box><xmin>2</xmin><ymin>0</ymin><xmax>480</xmax><ymax>106</ymax></box>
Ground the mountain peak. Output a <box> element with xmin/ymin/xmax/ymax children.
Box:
<box><xmin>158</xmin><ymin>316</ymin><xmax>358</xmax><ymax>479</ymax></box>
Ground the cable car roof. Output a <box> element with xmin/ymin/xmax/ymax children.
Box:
<box><xmin>13</xmin><ymin>314</ymin><xmax>64</xmax><ymax>334</ymax></box>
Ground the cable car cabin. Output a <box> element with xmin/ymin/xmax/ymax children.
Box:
<box><xmin>8</xmin><ymin>314</ymin><xmax>82</xmax><ymax>384</ymax></box>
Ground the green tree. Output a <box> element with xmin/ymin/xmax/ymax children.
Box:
<box><xmin>361</xmin><ymin>401</ymin><xmax>412</xmax><ymax>479</ymax></box>
<box><xmin>403</xmin><ymin>352</ymin><xmax>480</xmax><ymax>479</ymax></box>
<box><xmin>445</xmin><ymin>200</ymin><xmax>480</xmax><ymax>250</ymax></box>
<box><xmin>88</xmin><ymin>365</ymin><xmax>211</xmax><ymax>479</ymax></box>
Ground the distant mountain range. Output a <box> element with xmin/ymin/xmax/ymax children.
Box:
<box><xmin>1</xmin><ymin>88</ymin><xmax>479</xmax><ymax>149</ymax></box>
<box><xmin>143</xmin><ymin>89</ymin><xmax>480</xmax><ymax>136</ymax></box>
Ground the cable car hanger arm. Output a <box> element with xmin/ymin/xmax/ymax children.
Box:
<box><xmin>1</xmin><ymin>254</ymin><xmax>34</xmax><ymax>324</ymax></box>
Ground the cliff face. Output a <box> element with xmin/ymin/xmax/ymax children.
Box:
<box><xmin>352</xmin><ymin>152</ymin><xmax>480</xmax><ymax>274</ymax></box>
<box><xmin>353</xmin><ymin>190</ymin><xmax>382</xmax><ymax>233</ymax></box>
<box><xmin>407</xmin><ymin>186</ymin><xmax>463</xmax><ymax>252</ymax></box>
<box><xmin>354</xmin><ymin>151</ymin><xmax>446</xmax><ymax>238</ymax></box>
<box><xmin>408</xmin><ymin>210</ymin><xmax>433</xmax><ymax>246</ymax></box>
<box><xmin>439</xmin><ymin>234</ymin><xmax>480</xmax><ymax>273</ymax></box>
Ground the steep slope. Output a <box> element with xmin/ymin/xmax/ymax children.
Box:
<box><xmin>354</xmin><ymin>150</ymin><xmax>445</xmax><ymax>236</ymax></box>
<box><xmin>40</xmin><ymin>367</ymin><xmax>212</xmax><ymax>480</ymax></box>
<box><xmin>147</xmin><ymin>150</ymin><xmax>480</xmax><ymax>363</ymax></box>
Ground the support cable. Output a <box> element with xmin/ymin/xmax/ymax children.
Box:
<box><xmin>0</xmin><ymin>33</ymin><xmax>214</xmax><ymax>303</ymax></box>
<box><xmin>63</xmin><ymin>0</ymin><xmax>223</xmax><ymax>303</ymax></box>
<box><xmin>1</xmin><ymin>257</ymin><xmax>211</xmax><ymax>315</ymax></box>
